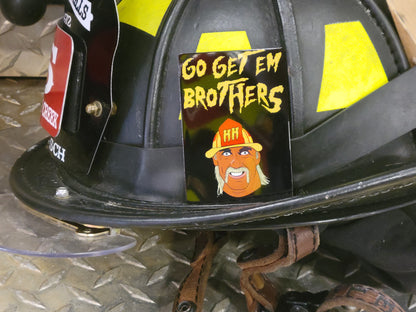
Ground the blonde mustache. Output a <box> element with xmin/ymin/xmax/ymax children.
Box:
<box><xmin>214</xmin><ymin>165</ymin><xmax>269</xmax><ymax>196</ymax></box>
<box><xmin>225</xmin><ymin>167</ymin><xmax>249</xmax><ymax>184</ymax></box>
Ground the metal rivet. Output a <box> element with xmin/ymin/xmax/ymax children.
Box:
<box><xmin>55</xmin><ymin>187</ymin><xmax>69</xmax><ymax>199</ymax></box>
<box><xmin>85</xmin><ymin>101</ymin><xmax>103</xmax><ymax>117</ymax></box>
<box><xmin>176</xmin><ymin>301</ymin><xmax>196</xmax><ymax>312</ymax></box>
<box><xmin>237</xmin><ymin>247</ymin><xmax>257</xmax><ymax>263</ymax></box>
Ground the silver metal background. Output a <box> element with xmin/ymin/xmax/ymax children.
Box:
<box><xmin>0</xmin><ymin>5</ymin><xmax>63</xmax><ymax>77</ymax></box>
<box><xmin>0</xmin><ymin>6</ymin><xmax>415</xmax><ymax>312</ymax></box>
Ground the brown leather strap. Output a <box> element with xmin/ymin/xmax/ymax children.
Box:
<box><xmin>317</xmin><ymin>284</ymin><xmax>406</xmax><ymax>312</ymax></box>
<box><xmin>173</xmin><ymin>232</ymin><xmax>226</xmax><ymax>312</ymax></box>
<box><xmin>174</xmin><ymin>228</ymin><xmax>405</xmax><ymax>312</ymax></box>
<box><xmin>238</xmin><ymin>226</ymin><xmax>320</xmax><ymax>312</ymax></box>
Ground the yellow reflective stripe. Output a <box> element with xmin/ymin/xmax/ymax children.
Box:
<box><xmin>317</xmin><ymin>21</ymin><xmax>388</xmax><ymax>112</ymax></box>
<box><xmin>117</xmin><ymin>0</ymin><xmax>172</xmax><ymax>37</ymax></box>
<box><xmin>196</xmin><ymin>31</ymin><xmax>252</xmax><ymax>53</ymax></box>
<box><xmin>186</xmin><ymin>189</ymin><xmax>200</xmax><ymax>202</ymax></box>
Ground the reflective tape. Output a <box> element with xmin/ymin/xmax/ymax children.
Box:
<box><xmin>196</xmin><ymin>31</ymin><xmax>251</xmax><ymax>53</ymax></box>
<box><xmin>117</xmin><ymin>0</ymin><xmax>172</xmax><ymax>36</ymax></box>
<box><xmin>317</xmin><ymin>21</ymin><xmax>388</xmax><ymax>112</ymax></box>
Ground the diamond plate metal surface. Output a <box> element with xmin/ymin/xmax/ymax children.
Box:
<box><xmin>0</xmin><ymin>78</ymin><xmax>414</xmax><ymax>311</ymax></box>
<box><xmin>0</xmin><ymin>5</ymin><xmax>63</xmax><ymax>77</ymax></box>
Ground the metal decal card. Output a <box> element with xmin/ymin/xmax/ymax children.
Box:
<box><xmin>180</xmin><ymin>49</ymin><xmax>292</xmax><ymax>203</ymax></box>
<box><xmin>40</xmin><ymin>25</ymin><xmax>74</xmax><ymax>137</ymax></box>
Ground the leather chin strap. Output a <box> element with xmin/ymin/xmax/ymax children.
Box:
<box><xmin>173</xmin><ymin>227</ymin><xmax>405</xmax><ymax>312</ymax></box>
<box><xmin>317</xmin><ymin>284</ymin><xmax>406</xmax><ymax>312</ymax></box>
<box><xmin>173</xmin><ymin>232</ymin><xmax>227</xmax><ymax>312</ymax></box>
<box><xmin>238</xmin><ymin>226</ymin><xmax>320</xmax><ymax>312</ymax></box>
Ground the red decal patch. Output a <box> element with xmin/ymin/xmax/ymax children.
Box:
<box><xmin>40</xmin><ymin>25</ymin><xmax>74</xmax><ymax>137</ymax></box>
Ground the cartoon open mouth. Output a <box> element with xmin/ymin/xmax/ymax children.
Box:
<box><xmin>229</xmin><ymin>171</ymin><xmax>245</xmax><ymax>178</ymax></box>
<box><xmin>226</xmin><ymin>167</ymin><xmax>249</xmax><ymax>183</ymax></box>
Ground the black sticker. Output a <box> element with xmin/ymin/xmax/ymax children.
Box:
<box><xmin>180</xmin><ymin>48</ymin><xmax>292</xmax><ymax>203</ymax></box>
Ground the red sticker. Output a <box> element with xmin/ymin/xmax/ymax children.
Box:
<box><xmin>40</xmin><ymin>25</ymin><xmax>74</xmax><ymax>137</ymax></box>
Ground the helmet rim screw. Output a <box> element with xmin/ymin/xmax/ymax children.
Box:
<box><xmin>85</xmin><ymin>101</ymin><xmax>103</xmax><ymax>117</ymax></box>
<box><xmin>55</xmin><ymin>187</ymin><xmax>69</xmax><ymax>199</ymax></box>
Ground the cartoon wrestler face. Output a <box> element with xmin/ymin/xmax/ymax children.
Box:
<box><xmin>213</xmin><ymin>146</ymin><xmax>264</xmax><ymax>197</ymax></box>
<box><xmin>205</xmin><ymin>118</ymin><xmax>269</xmax><ymax>198</ymax></box>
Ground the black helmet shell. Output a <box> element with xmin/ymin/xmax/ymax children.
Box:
<box><xmin>11</xmin><ymin>0</ymin><xmax>416</xmax><ymax>230</ymax></box>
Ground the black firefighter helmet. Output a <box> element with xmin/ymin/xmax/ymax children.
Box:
<box><xmin>9</xmin><ymin>0</ymin><xmax>416</xmax><ymax>230</ymax></box>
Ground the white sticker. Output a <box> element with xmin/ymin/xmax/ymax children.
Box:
<box><xmin>63</xmin><ymin>13</ymin><xmax>72</xmax><ymax>28</ymax></box>
<box><xmin>48</xmin><ymin>139</ymin><xmax>66</xmax><ymax>163</ymax></box>
<box><xmin>44</xmin><ymin>44</ymin><xmax>57</xmax><ymax>94</ymax></box>
<box><xmin>69</xmin><ymin>0</ymin><xmax>94</xmax><ymax>31</ymax></box>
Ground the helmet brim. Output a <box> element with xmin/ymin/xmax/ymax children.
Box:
<box><xmin>10</xmin><ymin>138</ymin><xmax>416</xmax><ymax>230</ymax></box>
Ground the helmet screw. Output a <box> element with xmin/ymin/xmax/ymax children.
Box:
<box><xmin>176</xmin><ymin>301</ymin><xmax>196</xmax><ymax>312</ymax></box>
<box><xmin>85</xmin><ymin>101</ymin><xmax>103</xmax><ymax>117</ymax></box>
<box><xmin>55</xmin><ymin>187</ymin><xmax>69</xmax><ymax>199</ymax></box>
<box><xmin>111</xmin><ymin>102</ymin><xmax>117</xmax><ymax>116</ymax></box>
